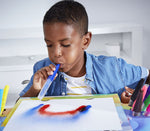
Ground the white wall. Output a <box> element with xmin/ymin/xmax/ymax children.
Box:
<box><xmin>0</xmin><ymin>0</ymin><xmax>150</xmax><ymax>68</ymax></box>
<box><xmin>80</xmin><ymin>0</ymin><xmax>150</xmax><ymax>68</ymax></box>
<box><xmin>0</xmin><ymin>0</ymin><xmax>55</xmax><ymax>28</ymax></box>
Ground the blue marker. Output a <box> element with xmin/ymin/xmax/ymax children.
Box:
<box><xmin>38</xmin><ymin>64</ymin><xmax>60</xmax><ymax>100</ymax></box>
<box><xmin>0</xmin><ymin>89</ymin><xmax>4</xmax><ymax>114</ymax></box>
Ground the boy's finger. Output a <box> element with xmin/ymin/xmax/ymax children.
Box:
<box><xmin>125</xmin><ymin>86</ymin><xmax>134</xmax><ymax>94</ymax></box>
<box><xmin>121</xmin><ymin>91</ymin><xmax>131</xmax><ymax>103</ymax></box>
<box><xmin>40</xmin><ymin>69</ymin><xmax>49</xmax><ymax>80</ymax></box>
<box><xmin>36</xmin><ymin>69</ymin><xmax>47</xmax><ymax>80</ymax></box>
<box><xmin>42</xmin><ymin>66</ymin><xmax>53</xmax><ymax>77</ymax></box>
<box><xmin>34</xmin><ymin>72</ymin><xmax>41</xmax><ymax>82</ymax></box>
<box><xmin>125</xmin><ymin>91</ymin><xmax>132</xmax><ymax>97</ymax></box>
<box><xmin>49</xmin><ymin>64</ymin><xmax>56</xmax><ymax>71</ymax></box>
<box><xmin>47</xmin><ymin>64</ymin><xmax>56</xmax><ymax>75</ymax></box>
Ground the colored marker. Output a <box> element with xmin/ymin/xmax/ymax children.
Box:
<box><xmin>132</xmin><ymin>89</ymin><xmax>143</xmax><ymax>116</ymax></box>
<box><xmin>132</xmin><ymin>85</ymin><xmax>148</xmax><ymax>111</ymax></box>
<box><xmin>144</xmin><ymin>104</ymin><xmax>150</xmax><ymax>116</ymax></box>
<box><xmin>0</xmin><ymin>85</ymin><xmax>9</xmax><ymax>115</ymax></box>
<box><xmin>143</xmin><ymin>85</ymin><xmax>150</xmax><ymax>102</ymax></box>
<box><xmin>38</xmin><ymin>64</ymin><xmax>60</xmax><ymax>100</ymax></box>
<box><xmin>0</xmin><ymin>89</ymin><xmax>4</xmax><ymax>114</ymax></box>
<box><xmin>142</xmin><ymin>94</ymin><xmax>150</xmax><ymax>111</ymax></box>
<box><xmin>142</xmin><ymin>85</ymin><xmax>148</xmax><ymax>101</ymax></box>
<box><xmin>128</xmin><ymin>79</ymin><xmax>145</xmax><ymax>107</ymax></box>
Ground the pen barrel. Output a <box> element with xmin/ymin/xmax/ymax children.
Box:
<box><xmin>50</xmin><ymin>64</ymin><xmax>60</xmax><ymax>81</ymax></box>
<box><xmin>143</xmin><ymin>85</ymin><xmax>150</xmax><ymax>102</ymax></box>
<box><xmin>38</xmin><ymin>79</ymin><xmax>52</xmax><ymax>100</ymax></box>
<box><xmin>37</xmin><ymin>64</ymin><xmax>60</xmax><ymax>100</ymax></box>
<box><xmin>128</xmin><ymin>79</ymin><xmax>145</xmax><ymax>107</ymax></box>
<box><xmin>132</xmin><ymin>89</ymin><xmax>143</xmax><ymax>116</ymax></box>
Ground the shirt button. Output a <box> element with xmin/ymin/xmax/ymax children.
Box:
<box><xmin>62</xmin><ymin>92</ymin><xmax>65</xmax><ymax>96</ymax></box>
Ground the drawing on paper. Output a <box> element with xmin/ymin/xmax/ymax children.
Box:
<box><xmin>4</xmin><ymin>98</ymin><xmax>122</xmax><ymax>131</ymax></box>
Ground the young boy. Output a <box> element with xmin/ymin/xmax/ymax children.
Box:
<box><xmin>19</xmin><ymin>0</ymin><xmax>150</xmax><ymax>103</ymax></box>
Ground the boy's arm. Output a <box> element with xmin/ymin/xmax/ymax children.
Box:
<box><xmin>121</xmin><ymin>69</ymin><xmax>150</xmax><ymax>103</ymax></box>
<box><xmin>22</xmin><ymin>85</ymin><xmax>40</xmax><ymax>97</ymax></box>
<box><xmin>22</xmin><ymin>64</ymin><xmax>57</xmax><ymax>97</ymax></box>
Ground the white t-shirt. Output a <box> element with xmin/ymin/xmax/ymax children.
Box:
<box><xmin>63</xmin><ymin>73</ymin><xmax>91</xmax><ymax>95</ymax></box>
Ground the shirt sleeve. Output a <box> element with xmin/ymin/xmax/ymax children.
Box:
<box><xmin>141</xmin><ymin>67</ymin><xmax>149</xmax><ymax>78</ymax></box>
<box><xmin>117</xmin><ymin>58</ymin><xmax>148</xmax><ymax>86</ymax></box>
<box><xmin>116</xmin><ymin>58</ymin><xmax>148</xmax><ymax>98</ymax></box>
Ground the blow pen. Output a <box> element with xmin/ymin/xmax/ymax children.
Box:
<box><xmin>128</xmin><ymin>79</ymin><xmax>145</xmax><ymax>107</ymax></box>
<box><xmin>143</xmin><ymin>85</ymin><xmax>150</xmax><ymax>102</ymax></box>
<box><xmin>131</xmin><ymin>85</ymin><xmax>148</xmax><ymax>111</ymax></box>
<box><xmin>38</xmin><ymin>64</ymin><xmax>60</xmax><ymax>100</ymax></box>
<box><xmin>132</xmin><ymin>89</ymin><xmax>143</xmax><ymax>116</ymax></box>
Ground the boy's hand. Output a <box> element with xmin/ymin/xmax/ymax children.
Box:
<box><xmin>121</xmin><ymin>86</ymin><xmax>134</xmax><ymax>103</ymax></box>
<box><xmin>33</xmin><ymin>64</ymin><xmax>57</xmax><ymax>92</ymax></box>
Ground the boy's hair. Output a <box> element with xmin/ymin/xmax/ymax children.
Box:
<box><xmin>43</xmin><ymin>0</ymin><xmax>88</xmax><ymax>36</ymax></box>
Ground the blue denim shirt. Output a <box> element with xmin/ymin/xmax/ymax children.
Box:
<box><xmin>20</xmin><ymin>52</ymin><xmax>148</xmax><ymax>98</ymax></box>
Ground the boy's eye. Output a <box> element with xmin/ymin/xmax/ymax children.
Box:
<box><xmin>46</xmin><ymin>44</ymin><xmax>71</xmax><ymax>48</ymax></box>
<box><xmin>62</xmin><ymin>44</ymin><xmax>71</xmax><ymax>47</ymax></box>
<box><xmin>46</xmin><ymin>44</ymin><xmax>52</xmax><ymax>48</ymax></box>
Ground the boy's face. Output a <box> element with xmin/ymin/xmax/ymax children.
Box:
<box><xmin>43</xmin><ymin>22</ymin><xmax>91</xmax><ymax>77</ymax></box>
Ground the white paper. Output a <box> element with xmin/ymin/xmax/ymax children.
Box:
<box><xmin>4</xmin><ymin>98</ymin><xmax>122</xmax><ymax>131</ymax></box>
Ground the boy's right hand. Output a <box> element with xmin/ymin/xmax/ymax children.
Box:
<box><xmin>32</xmin><ymin>64</ymin><xmax>58</xmax><ymax>92</ymax></box>
<box><xmin>121</xmin><ymin>86</ymin><xmax>134</xmax><ymax>103</ymax></box>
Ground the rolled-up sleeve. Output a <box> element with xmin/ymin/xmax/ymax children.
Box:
<box><xmin>117</xmin><ymin>58</ymin><xmax>148</xmax><ymax>98</ymax></box>
<box><xmin>141</xmin><ymin>66</ymin><xmax>149</xmax><ymax>78</ymax></box>
<box><xmin>117</xmin><ymin>58</ymin><xmax>148</xmax><ymax>86</ymax></box>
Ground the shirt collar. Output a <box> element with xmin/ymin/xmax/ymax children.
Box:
<box><xmin>85</xmin><ymin>51</ymin><xmax>94</xmax><ymax>81</ymax></box>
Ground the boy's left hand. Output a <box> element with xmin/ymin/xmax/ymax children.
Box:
<box><xmin>121</xmin><ymin>86</ymin><xmax>134</xmax><ymax>103</ymax></box>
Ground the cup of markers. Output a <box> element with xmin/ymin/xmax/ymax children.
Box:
<box><xmin>131</xmin><ymin>85</ymin><xmax>150</xmax><ymax>117</ymax></box>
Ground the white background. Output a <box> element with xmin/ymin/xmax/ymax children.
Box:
<box><xmin>0</xmin><ymin>0</ymin><xmax>150</xmax><ymax>67</ymax></box>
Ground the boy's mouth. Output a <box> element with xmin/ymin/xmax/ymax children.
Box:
<box><xmin>55</xmin><ymin>63</ymin><xmax>64</xmax><ymax>68</ymax></box>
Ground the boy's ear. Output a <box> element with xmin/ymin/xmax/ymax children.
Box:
<box><xmin>82</xmin><ymin>32</ymin><xmax>92</xmax><ymax>50</ymax></box>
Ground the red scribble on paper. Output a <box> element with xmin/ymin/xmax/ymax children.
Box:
<box><xmin>38</xmin><ymin>104</ymin><xmax>91</xmax><ymax>116</ymax></box>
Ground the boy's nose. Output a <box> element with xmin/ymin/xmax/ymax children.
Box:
<box><xmin>54</xmin><ymin>46</ymin><xmax>62</xmax><ymax>57</ymax></box>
